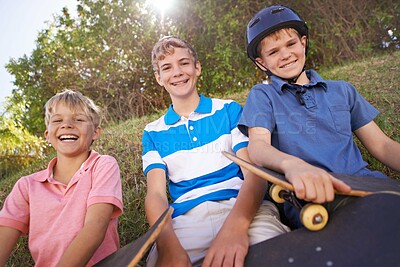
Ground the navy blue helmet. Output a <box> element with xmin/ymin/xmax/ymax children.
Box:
<box><xmin>246</xmin><ymin>5</ymin><xmax>309</xmax><ymax>61</ymax></box>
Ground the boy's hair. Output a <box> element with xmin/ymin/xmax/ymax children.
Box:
<box><xmin>44</xmin><ymin>89</ymin><xmax>102</xmax><ymax>128</ymax></box>
<box><xmin>151</xmin><ymin>36</ymin><xmax>198</xmax><ymax>73</ymax></box>
<box><xmin>256</xmin><ymin>28</ymin><xmax>301</xmax><ymax>58</ymax></box>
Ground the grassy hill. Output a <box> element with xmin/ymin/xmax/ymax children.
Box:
<box><xmin>1</xmin><ymin>50</ymin><xmax>399</xmax><ymax>266</ymax></box>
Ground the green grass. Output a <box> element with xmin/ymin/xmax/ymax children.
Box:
<box><xmin>1</xmin><ymin>50</ymin><xmax>399</xmax><ymax>266</ymax></box>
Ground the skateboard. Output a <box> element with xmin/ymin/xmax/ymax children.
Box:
<box><xmin>245</xmin><ymin>193</ymin><xmax>400</xmax><ymax>266</ymax></box>
<box><xmin>245</xmin><ymin>193</ymin><xmax>400</xmax><ymax>267</ymax></box>
<box><xmin>94</xmin><ymin>207</ymin><xmax>173</xmax><ymax>267</ymax></box>
<box><xmin>223</xmin><ymin>151</ymin><xmax>400</xmax><ymax>231</ymax></box>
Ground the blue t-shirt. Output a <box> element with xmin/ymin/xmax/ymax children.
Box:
<box><xmin>142</xmin><ymin>95</ymin><xmax>248</xmax><ymax>218</ymax></box>
<box><xmin>238</xmin><ymin>70</ymin><xmax>386</xmax><ymax>227</ymax></box>
<box><xmin>239</xmin><ymin>70</ymin><xmax>386</xmax><ymax>176</ymax></box>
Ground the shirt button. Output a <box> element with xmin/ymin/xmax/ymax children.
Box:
<box><xmin>189</xmin><ymin>126</ymin><xmax>194</xmax><ymax>130</ymax></box>
<box><xmin>193</xmin><ymin>137</ymin><xmax>198</xmax><ymax>142</ymax></box>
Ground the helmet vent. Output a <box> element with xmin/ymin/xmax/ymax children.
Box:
<box><xmin>272</xmin><ymin>7</ymin><xmax>285</xmax><ymax>14</ymax></box>
<box><xmin>249</xmin><ymin>18</ymin><xmax>260</xmax><ymax>28</ymax></box>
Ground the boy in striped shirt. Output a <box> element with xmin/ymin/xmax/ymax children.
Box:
<box><xmin>142</xmin><ymin>36</ymin><xmax>289</xmax><ymax>267</ymax></box>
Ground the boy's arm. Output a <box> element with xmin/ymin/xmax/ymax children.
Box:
<box><xmin>202</xmin><ymin>147</ymin><xmax>266</xmax><ymax>267</ymax></box>
<box><xmin>0</xmin><ymin>226</ymin><xmax>20</xmax><ymax>266</ymax></box>
<box><xmin>247</xmin><ymin>127</ymin><xmax>351</xmax><ymax>203</ymax></box>
<box><xmin>56</xmin><ymin>203</ymin><xmax>114</xmax><ymax>267</ymax></box>
<box><xmin>355</xmin><ymin>121</ymin><xmax>400</xmax><ymax>172</ymax></box>
<box><xmin>145</xmin><ymin>168</ymin><xmax>191</xmax><ymax>267</ymax></box>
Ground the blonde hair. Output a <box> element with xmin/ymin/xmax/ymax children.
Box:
<box><xmin>44</xmin><ymin>89</ymin><xmax>102</xmax><ymax>128</ymax></box>
<box><xmin>151</xmin><ymin>36</ymin><xmax>198</xmax><ymax>73</ymax></box>
<box><xmin>257</xmin><ymin>28</ymin><xmax>301</xmax><ymax>58</ymax></box>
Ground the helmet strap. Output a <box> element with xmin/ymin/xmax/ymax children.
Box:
<box><xmin>253</xmin><ymin>58</ymin><xmax>274</xmax><ymax>77</ymax></box>
<box><xmin>283</xmin><ymin>65</ymin><xmax>306</xmax><ymax>84</ymax></box>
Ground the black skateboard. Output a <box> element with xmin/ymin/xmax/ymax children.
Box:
<box><xmin>94</xmin><ymin>207</ymin><xmax>172</xmax><ymax>267</ymax></box>
<box><xmin>245</xmin><ymin>193</ymin><xmax>400</xmax><ymax>266</ymax></box>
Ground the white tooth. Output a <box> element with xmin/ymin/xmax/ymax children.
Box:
<box><xmin>59</xmin><ymin>135</ymin><xmax>78</xmax><ymax>140</ymax></box>
<box><xmin>282</xmin><ymin>62</ymin><xmax>295</xmax><ymax>68</ymax></box>
<box><xmin>172</xmin><ymin>80</ymin><xmax>187</xmax><ymax>86</ymax></box>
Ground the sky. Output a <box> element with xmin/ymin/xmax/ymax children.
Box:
<box><xmin>0</xmin><ymin>0</ymin><xmax>78</xmax><ymax>109</ymax></box>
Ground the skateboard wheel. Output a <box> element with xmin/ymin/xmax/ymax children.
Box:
<box><xmin>300</xmin><ymin>204</ymin><xmax>329</xmax><ymax>231</ymax></box>
<box><xmin>269</xmin><ymin>184</ymin><xmax>286</xmax><ymax>203</ymax></box>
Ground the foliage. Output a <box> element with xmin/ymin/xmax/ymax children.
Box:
<box><xmin>0</xmin><ymin>101</ymin><xmax>47</xmax><ymax>180</ymax></box>
<box><xmin>5</xmin><ymin>0</ymin><xmax>165</xmax><ymax>136</ymax></box>
<box><xmin>2</xmin><ymin>0</ymin><xmax>399</xmax><ymax>136</ymax></box>
<box><xmin>296</xmin><ymin>0</ymin><xmax>400</xmax><ymax>67</ymax></box>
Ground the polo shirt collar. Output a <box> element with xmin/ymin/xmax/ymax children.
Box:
<box><xmin>164</xmin><ymin>94</ymin><xmax>212</xmax><ymax>125</ymax></box>
<box><xmin>34</xmin><ymin>157</ymin><xmax>58</xmax><ymax>182</ymax></box>
<box><xmin>81</xmin><ymin>150</ymin><xmax>100</xmax><ymax>170</ymax></box>
<box><xmin>305</xmin><ymin>70</ymin><xmax>328</xmax><ymax>91</ymax></box>
<box><xmin>35</xmin><ymin>150</ymin><xmax>100</xmax><ymax>182</ymax></box>
<box><xmin>271</xmin><ymin>69</ymin><xmax>328</xmax><ymax>94</ymax></box>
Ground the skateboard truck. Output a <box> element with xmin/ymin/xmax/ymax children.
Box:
<box><xmin>269</xmin><ymin>184</ymin><xmax>302</xmax><ymax>208</ymax></box>
<box><xmin>269</xmin><ymin>184</ymin><xmax>329</xmax><ymax>231</ymax></box>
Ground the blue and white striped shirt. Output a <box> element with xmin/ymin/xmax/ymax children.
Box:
<box><xmin>142</xmin><ymin>95</ymin><xmax>248</xmax><ymax>218</ymax></box>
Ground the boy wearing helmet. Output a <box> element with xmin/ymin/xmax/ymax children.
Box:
<box><xmin>238</xmin><ymin>5</ymin><xmax>400</xmax><ymax>228</ymax></box>
<box><xmin>143</xmin><ymin>36</ymin><xmax>290</xmax><ymax>266</ymax></box>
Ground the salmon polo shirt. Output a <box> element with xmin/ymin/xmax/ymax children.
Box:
<box><xmin>0</xmin><ymin>150</ymin><xmax>123</xmax><ymax>266</ymax></box>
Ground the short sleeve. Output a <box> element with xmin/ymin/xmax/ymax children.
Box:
<box><xmin>142</xmin><ymin>129</ymin><xmax>167</xmax><ymax>175</ymax></box>
<box><xmin>88</xmin><ymin>156</ymin><xmax>123</xmax><ymax>218</ymax></box>
<box><xmin>0</xmin><ymin>177</ymin><xmax>30</xmax><ymax>234</ymax></box>
<box><xmin>226</xmin><ymin>101</ymin><xmax>249</xmax><ymax>152</ymax></box>
<box><xmin>238</xmin><ymin>84</ymin><xmax>275</xmax><ymax>136</ymax></box>
<box><xmin>346</xmin><ymin>82</ymin><xmax>379</xmax><ymax>131</ymax></box>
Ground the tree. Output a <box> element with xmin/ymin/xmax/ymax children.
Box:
<box><xmin>3</xmin><ymin>0</ymin><xmax>399</xmax><ymax>137</ymax></box>
<box><xmin>0</xmin><ymin>101</ymin><xmax>47</xmax><ymax>180</ymax></box>
<box><xmin>5</xmin><ymin>0</ymin><xmax>165</xmax><ymax>135</ymax></box>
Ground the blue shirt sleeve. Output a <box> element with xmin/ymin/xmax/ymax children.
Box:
<box><xmin>142</xmin><ymin>129</ymin><xmax>167</xmax><ymax>175</ymax></box>
<box><xmin>345</xmin><ymin>81</ymin><xmax>379</xmax><ymax>131</ymax></box>
<box><xmin>238</xmin><ymin>84</ymin><xmax>275</xmax><ymax>136</ymax></box>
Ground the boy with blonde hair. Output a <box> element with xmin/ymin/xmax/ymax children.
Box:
<box><xmin>0</xmin><ymin>90</ymin><xmax>123</xmax><ymax>266</ymax></box>
<box><xmin>239</xmin><ymin>5</ymin><xmax>400</xmax><ymax>228</ymax></box>
<box><xmin>142</xmin><ymin>36</ymin><xmax>289</xmax><ymax>267</ymax></box>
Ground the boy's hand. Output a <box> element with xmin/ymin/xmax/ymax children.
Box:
<box><xmin>285</xmin><ymin>164</ymin><xmax>351</xmax><ymax>203</ymax></box>
<box><xmin>202</xmin><ymin>222</ymin><xmax>248</xmax><ymax>267</ymax></box>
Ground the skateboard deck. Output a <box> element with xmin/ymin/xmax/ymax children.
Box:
<box><xmin>94</xmin><ymin>207</ymin><xmax>173</xmax><ymax>267</ymax></box>
<box><xmin>223</xmin><ymin>151</ymin><xmax>400</xmax><ymax>230</ymax></box>
<box><xmin>245</xmin><ymin>193</ymin><xmax>400</xmax><ymax>267</ymax></box>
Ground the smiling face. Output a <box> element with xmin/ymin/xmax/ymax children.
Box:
<box><xmin>155</xmin><ymin>47</ymin><xmax>201</xmax><ymax>101</ymax></box>
<box><xmin>256</xmin><ymin>28</ymin><xmax>307</xmax><ymax>81</ymax></box>
<box><xmin>45</xmin><ymin>102</ymin><xmax>101</xmax><ymax>159</ymax></box>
